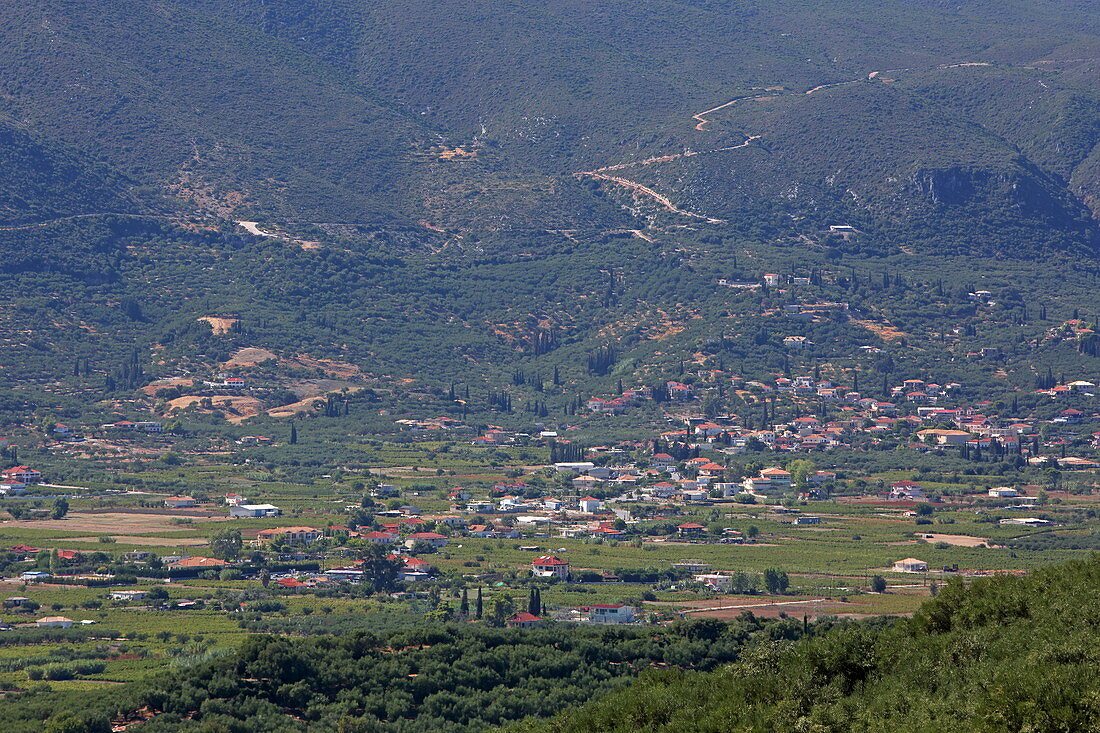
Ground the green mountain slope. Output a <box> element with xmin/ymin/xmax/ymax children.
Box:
<box><xmin>0</xmin><ymin>118</ymin><xmax>143</xmax><ymax>225</ymax></box>
<box><xmin>2</xmin><ymin>557</ymin><xmax>1096</xmax><ymax>731</ymax></box>
<box><xmin>0</xmin><ymin>0</ymin><xmax>1096</xmax><ymax>250</ymax></box>
<box><xmin>0</xmin><ymin>0</ymin><xmax>628</xmax><ymax>229</ymax></box>
<box><xmin>620</xmin><ymin>79</ymin><xmax>1097</xmax><ymax>256</ymax></box>
<box><xmin>520</xmin><ymin>554</ymin><xmax>1100</xmax><ymax>732</ymax></box>
<box><xmin>0</xmin><ymin>0</ymin><xmax>1096</xmax><ymax>404</ymax></box>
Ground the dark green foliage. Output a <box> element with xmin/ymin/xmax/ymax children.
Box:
<box><xmin>1</xmin><ymin>618</ymin><xmax>798</xmax><ymax>732</ymax></box>
<box><xmin>520</xmin><ymin>555</ymin><xmax>1100</xmax><ymax>732</ymax></box>
<box><xmin>209</xmin><ymin>529</ymin><xmax>243</xmax><ymax>561</ymax></box>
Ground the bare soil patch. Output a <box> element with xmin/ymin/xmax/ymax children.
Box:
<box><xmin>2</xmin><ymin>511</ymin><xmax>223</xmax><ymax>534</ymax></box>
<box><xmin>916</xmin><ymin>532</ymin><xmax>996</xmax><ymax>548</ymax></box>
<box><xmin>197</xmin><ymin>317</ymin><xmax>238</xmax><ymax>335</ymax></box>
<box><xmin>283</xmin><ymin>355</ymin><xmax>363</xmax><ymax>380</ymax></box>
<box><xmin>140</xmin><ymin>377</ymin><xmax>194</xmax><ymax>396</ymax></box>
<box><xmin>438</xmin><ymin>147</ymin><xmax>477</xmax><ymax>160</ymax></box>
<box><xmin>222</xmin><ymin>347</ymin><xmax>278</xmax><ymax>368</ymax></box>
<box><xmin>65</xmin><ymin>535</ymin><xmax>209</xmax><ymax>547</ymax></box>
<box><xmin>665</xmin><ymin>596</ymin><xmax>875</xmax><ymax>619</ymax></box>
<box><xmin>852</xmin><ymin>319</ymin><xmax>907</xmax><ymax>342</ymax></box>
<box><xmin>166</xmin><ymin>395</ymin><xmax>265</xmax><ymax>424</ymax></box>
<box><xmin>266</xmin><ymin>381</ymin><xmax>361</xmax><ymax>418</ymax></box>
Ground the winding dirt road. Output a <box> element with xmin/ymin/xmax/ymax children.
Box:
<box><xmin>582</xmin><ymin>172</ymin><xmax>726</xmax><ymax>223</ymax></box>
<box><xmin>572</xmin><ymin>59</ymin><xmax>1024</xmax><ymax>228</ymax></box>
<box><xmin>692</xmin><ymin>93</ymin><xmax>776</xmax><ymax>130</ymax></box>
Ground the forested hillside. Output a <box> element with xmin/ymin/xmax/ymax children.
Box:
<box><xmin>0</xmin><ymin>0</ymin><xmax>1095</xmax><ymax>430</ymax></box>
<box><xmin>0</xmin><ymin>615</ymin><xmax>807</xmax><ymax>731</ymax></box>
<box><xmin>0</xmin><ymin>1</ymin><xmax>1096</xmax><ymax>248</ymax></box>
<box><xmin>0</xmin><ymin>118</ymin><xmax>144</xmax><ymax>226</ymax></box>
<box><xmin>521</xmin><ymin>554</ymin><xmax>1100</xmax><ymax>732</ymax></box>
<box><xmin>5</xmin><ymin>556</ymin><xmax>1097</xmax><ymax>731</ymax></box>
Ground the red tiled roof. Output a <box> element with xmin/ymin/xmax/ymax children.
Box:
<box><xmin>510</xmin><ymin>612</ymin><xmax>542</xmax><ymax>623</ymax></box>
<box><xmin>169</xmin><ymin>556</ymin><xmax>227</xmax><ymax>568</ymax></box>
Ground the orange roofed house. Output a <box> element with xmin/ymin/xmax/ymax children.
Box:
<box><xmin>167</xmin><ymin>556</ymin><xmax>228</xmax><ymax>571</ymax></box>
<box><xmin>507</xmin><ymin>612</ymin><xmax>545</xmax><ymax>629</ymax></box>
<box><xmin>164</xmin><ymin>496</ymin><xmax>197</xmax><ymax>508</ymax></box>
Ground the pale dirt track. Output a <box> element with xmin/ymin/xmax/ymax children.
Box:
<box><xmin>1</xmin><ymin>511</ymin><xmax>224</xmax><ymax>534</ymax></box>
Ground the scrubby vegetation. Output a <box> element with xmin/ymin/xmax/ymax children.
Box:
<box><xmin>5</xmin><ymin>557</ymin><xmax>1097</xmax><ymax>731</ymax></box>
<box><xmin>521</xmin><ymin>554</ymin><xmax>1100</xmax><ymax>732</ymax></box>
<box><xmin>0</xmin><ymin>615</ymin><xmax>806</xmax><ymax>731</ymax></box>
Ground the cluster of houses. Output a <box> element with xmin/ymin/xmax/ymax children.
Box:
<box><xmin>441</xmin><ymin>370</ymin><xmax>1097</xmax><ymax>464</ymax></box>
<box><xmin>1036</xmin><ymin>380</ymin><xmax>1097</xmax><ymax>399</ymax></box>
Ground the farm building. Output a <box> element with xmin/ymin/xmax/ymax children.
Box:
<box><xmin>893</xmin><ymin>558</ymin><xmax>928</xmax><ymax>573</ymax></box>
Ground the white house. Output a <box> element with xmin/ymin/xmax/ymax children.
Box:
<box><xmin>404</xmin><ymin>532</ymin><xmax>449</xmax><ymax>550</ymax></box>
<box><xmin>578</xmin><ymin>497</ymin><xmax>602</xmax><ymax>513</ymax></box>
<box><xmin>398</xmin><ymin>570</ymin><xmax>431</xmax><ymax>582</ymax></box>
<box><xmin>888</xmin><ymin>481</ymin><xmax>926</xmax><ymax>500</ymax></box>
<box><xmin>744</xmin><ymin>468</ymin><xmax>792</xmax><ymax>492</ymax></box>
<box><xmin>783</xmin><ymin>336</ymin><xmax>813</xmax><ymax>350</ymax></box>
<box><xmin>651</xmin><ymin>453</ymin><xmax>676</xmax><ymax>470</ymax></box>
<box><xmin>36</xmin><ymin>616</ymin><xmax>74</xmax><ymax>628</ymax></box>
<box><xmin>325</xmin><ymin>567</ymin><xmax>365</xmax><ymax>582</ymax></box>
<box><xmin>714</xmin><ymin>482</ymin><xmax>742</xmax><ymax>498</ymax></box>
<box><xmin>682</xmin><ymin>489</ymin><xmax>709</xmax><ymax>503</ymax></box>
<box><xmin>555</xmin><ymin>462</ymin><xmax>596</xmax><ymax>473</ymax></box>
<box><xmin>988</xmin><ymin>487</ymin><xmax>1020</xmax><ymax>499</ymax></box>
<box><xmin>572</xmin><ymin>475</ymin><xmax>602</xmax><ymax>491</ymax></box>
<box><xmin>109</xmin><ymin>589</ymin><xmax>149</xmax><ymax>601</ymax></box>
<box><xmin>892</xmin><ymin>558</ymin><xmax>928</xmax><ymax>573</ymax></box>
<box><xmin>585</xmin><ymin>604</ymin><xmax>635</xmax><ymax>624</ymax></box>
